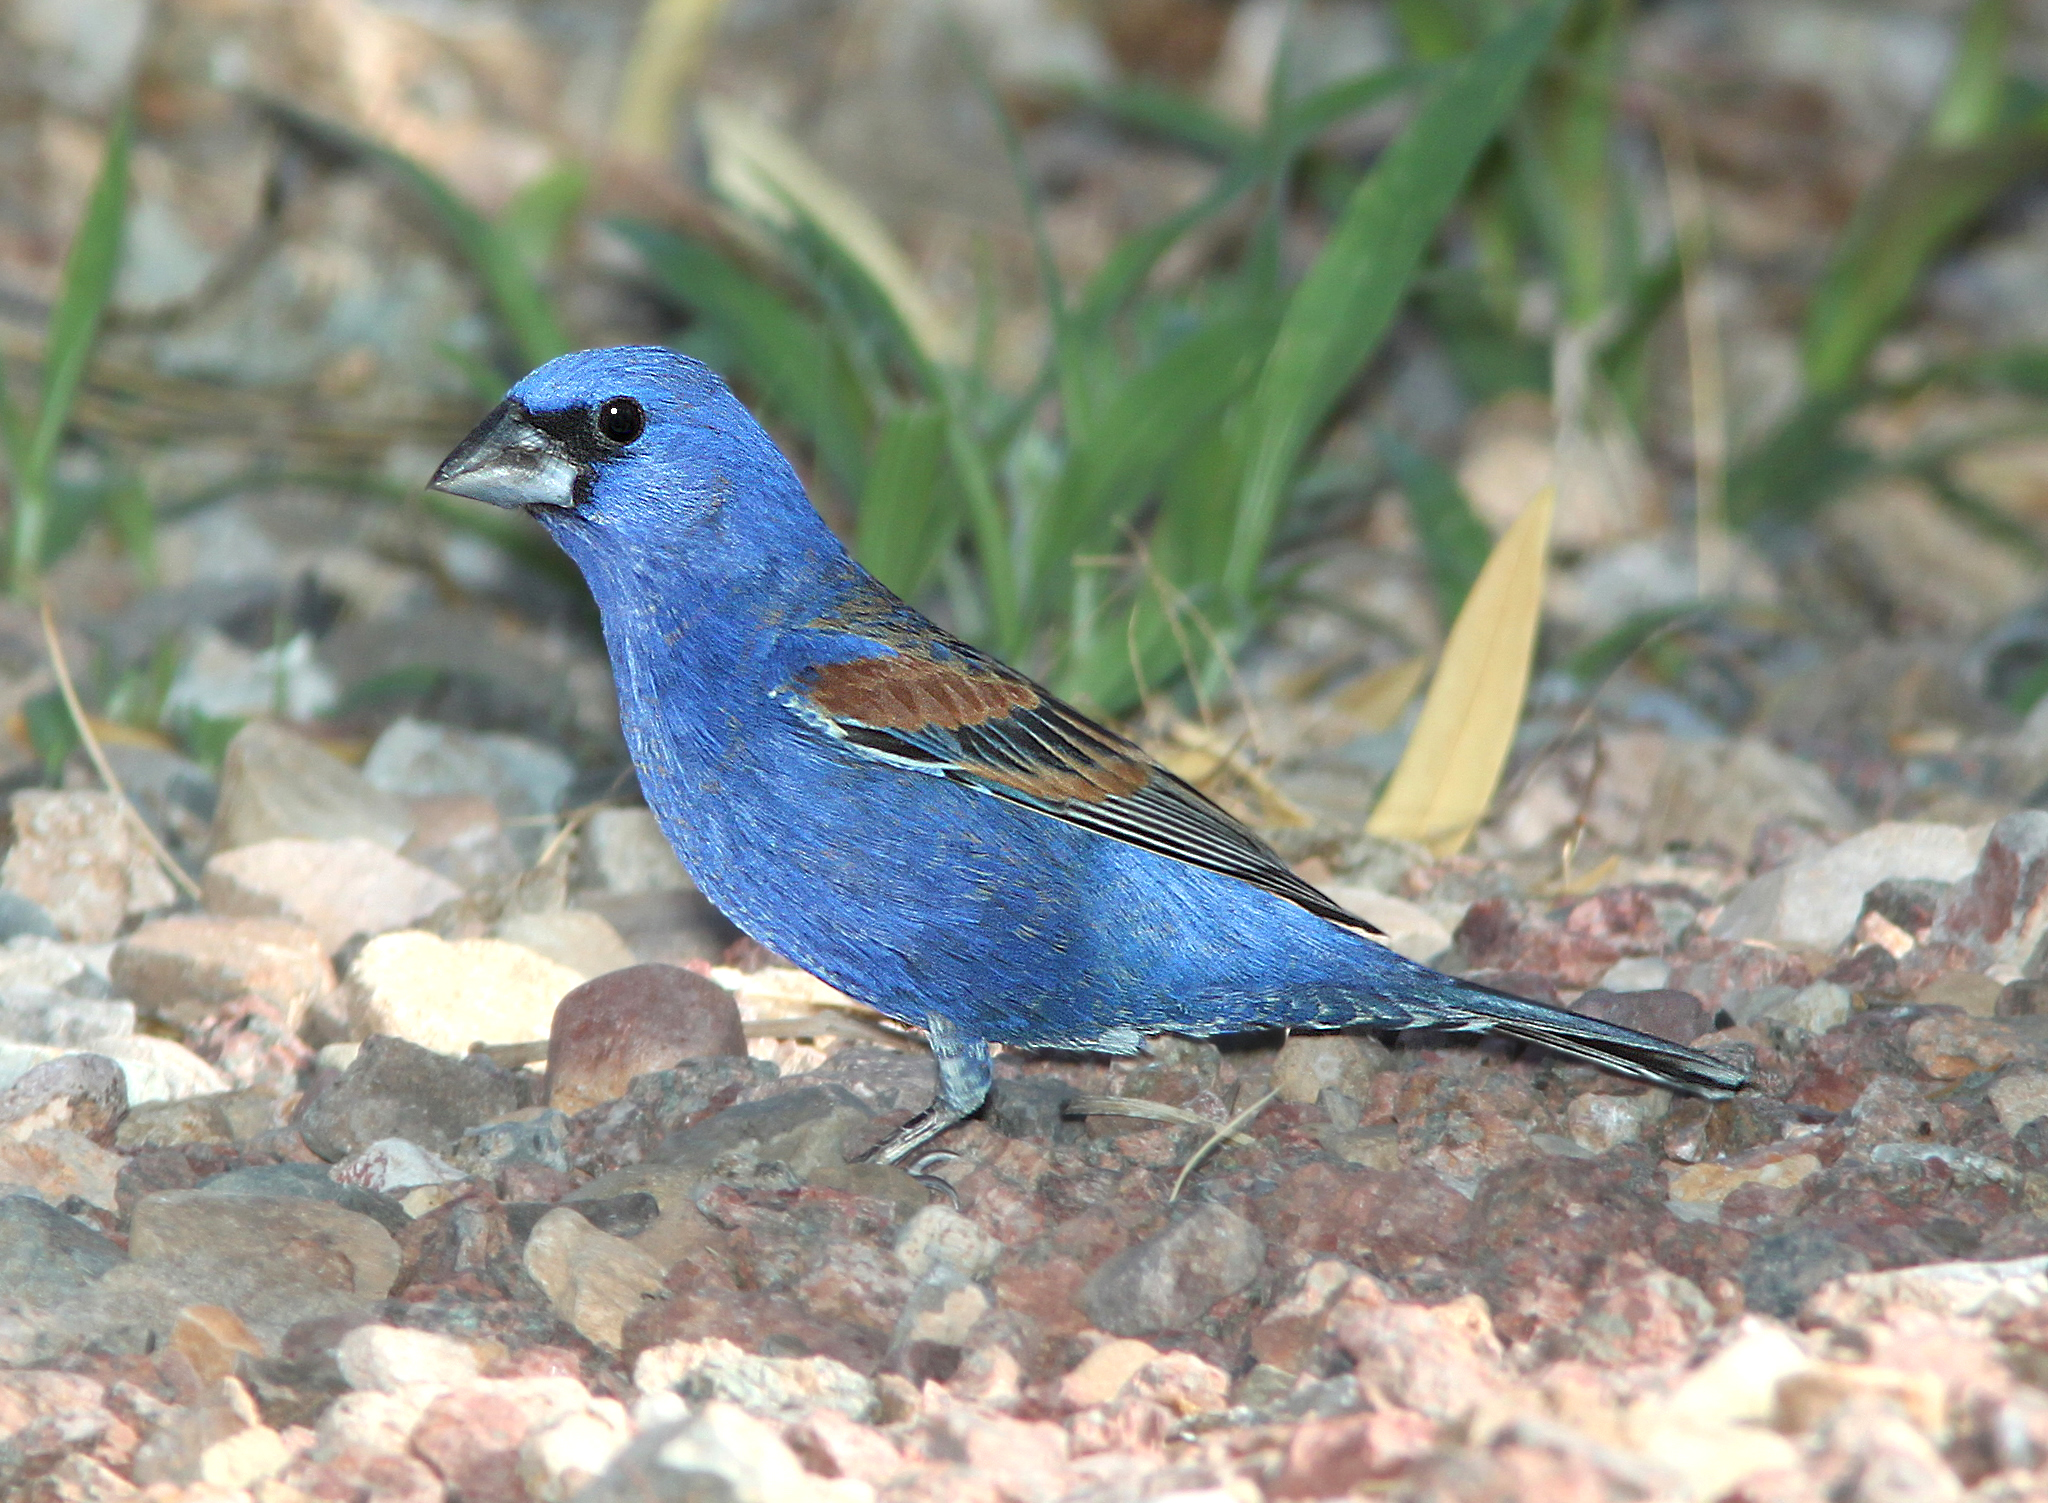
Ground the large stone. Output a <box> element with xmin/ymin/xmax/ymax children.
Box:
<box><xmin>196</xmin><ymin>1161</ymin><xmax>410</xmax><ymax>1234</ymax></box>
<box><xmin>130</xmin><ymin>1190</ymin><xmax>401</xmax><ymax>1296</ymax></box>
<box><xmin>581</xmin><ymin>807</ymin><xmax>691</xmax><ymax>894</ymax></box>
<box><xmin>0</xmin><ymin>1194</ymin><xmax>124</xmax><ymax>1306</ymax></box>
<box><xmin>343</xmin><ymin>932</ymin><xmax>583</xmax><ymax>1054</ymax></box>
<box><xmin>1078</xmin><ymin>1204</ymin><xmax>1265</xmax><ymax>1336</ymax></box>
<box><xmin>1271</xmin><ymin>1034</ymin><xmax>1392</xmax><ymax>1107</ymax></box>
<box><xmin>296</xmin><ymin>1034</ymin><xmax>520</xmax><ymax>1161</ymax></box>
<box><xmin>585</xmin><ymin>1402</ymin><xmax>818</xmax><ymax>1503</ymax></box>
<box><xmin>202</xmin><ymin>837</ymin><xmax>462</xmax><ymax>954</ymax></box>
<box><xmin>0</xmin><ymin>1052</ymin><xmax>126</xmax><ymax>1143</ymax></box>
<box><xmin>211</xmin><ymin>721</ymin><xmax>413</xmax><ymax>852</ymax></box>
<box><xmin>116</xmin><ymin>1090</ymin><xmax>282</xmax><ymax>1148</ymax></box>
<box><xmin>1711</xmin><ymin>822</ymin><xmax>1986</xmax><ymax>950</ymax></box>
<box><xmin>545</xmin><ymin>964</ymin><xmax>747</xmax><ymax>1115</ymax></box>
<box><xmin>1</xmin><ymin>791</ymin><xmax>177</xmax><ymax>941</ymax></box>
<box><xmin>112</xmin><ymin>915</ymin><xmax>334</xmax><ymax>1031</ymax></box>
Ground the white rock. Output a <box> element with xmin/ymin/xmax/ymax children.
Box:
<box><xmin>1753</xmin><ymin>981</ymin><xmax>1854</xmax><ymax>1037</ymax></box>
<box><xmin>521</xmin><ymin>1400</ymin><xmax>636</xmax><ymax>1502</ymax></box>
<box><xmin>1599</xmin><ymin>957</ymin><xmax>1672</xmax><ymax>992</ymax></box>
<box><xmin>582</xmin><ymin>808</ymin><xmax>690</xmax><ymax>894</ymax></box>
<box><xmin>634</xmin><ymin>1336</ymin><xmax>876</xmax><ymax>1424</ymax></box>
<box><xmin>1322</xmin><ymin>884</ymin><xmax>1453</xmax><ymax>963</ymax></box>
<box><xmin>648</xmin><ymin>1401</ymin><xmax>814</xmax><ymax>1503</ymax></box>
<box><xmin>335</xmin><ymin>1324</ymin><xmax>482</xmax><ymax>1394</ymax></box>
<box><xmin>895</xmin><ymin>1206</ymin><xmax>1001</xmax><ymax>1283</ymax></box>
<box><xmin>165</xmin><ymin>629</ymin><xmax>337</xmax><ymax>722</ymax></box>
<box><xmin>313</xmin><ymin>1387</ymin><xmax>443</xmax><ymax>1460</ymax></box>
<box><xmin>1711</xmin><ymin>822</ymin><xmax>1987</xmax><ymax>950</ymax></box>
<box><xmin>344</xmin><ymin>931</ymin><xmax>583</xmax><ymax>1053</ymax></box>
<box><xmin>5</xmin><ymin>1037</ymin><xmax>238</xmax><ymax>1104</ymax></box>
<box><xmin>2</xmin><ymin>791</ymin><xmax>177</xmax><ymax>942</ymax></box>
<box><xmin>331</xmin><ymin>1138</ymin><xmax>469</xmax><ymax>1197</ymax></box>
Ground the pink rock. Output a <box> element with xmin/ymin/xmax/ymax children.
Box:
<box><xmin>112</xmin><ymin>914</ymin><xmax>335</xmax><ymax>1032</ymax></box>
<box><xmin>544</xmin><ymin>963</ymin><xmax>746</xmax><ymax>1115</ymax></box>
<box><xmin>787</xmin><ymin>1408</ymin><xmax>904</xmax><ymax>1483</ymax></box>
<box><xmin>1275</xmin><ymin>1408</ymin><xmax>1440</xmax><ymax>1496</ymax></box>
<box><xmin>1330</xmin><ymin>1296</ymin><xmax>1505</xmax><ymax>1422</ymax></box>
<box><xmin>1</xmin><ymin>791</ymin><xmax>176</xmax><ymax>942</ymax></box>
<box><xmin>409</xmin><ymin>1385</ymin><xmax>532</xmax><ymax>1500</ymax></box>
<box><xmin>202</xmin><ymin>837</ymin><xmax>462</xmax><ymax>953</ymax></box>
<box><xmin>284</xmin><ymin>1446</ymin><xmax>447</xmax><ymax>1503</ymax></box>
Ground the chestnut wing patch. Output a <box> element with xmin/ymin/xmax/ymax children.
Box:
<box><xmin>791</xmin><ymin>650</ymin><xmax>1381</xmax><ymax>936</ymax></box>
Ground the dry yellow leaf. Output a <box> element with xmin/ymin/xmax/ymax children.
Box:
<box><xmin>1365</xmin><ymin>487</ymin><xmax>1554</xmax><ymax>854</ymax></box>
<box><xmin>697</xmin><ymin>100</ymin><xmax>964</xmax><ymax>367</ymax></box>
<box><xmin>1332</xmin><ymin>654</ymin><xmax>1430</xmax><ymax>733</ymax></box>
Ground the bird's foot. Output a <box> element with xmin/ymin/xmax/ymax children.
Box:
<box><xmin>864</xmin><ymin>1103</ymin><xmax>972</xmax><ymax>1165</ymax></box>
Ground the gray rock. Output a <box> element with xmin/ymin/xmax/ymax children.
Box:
<box><xmin>0</xmin><ymin>1052</ymin><xmax>127</xmax><ymax>1144</ymax></box>
<box><xmin>1079</xmin><ymin>1204</ymin><xmax>1265</xmax><ymax>1336</ymax></box>
<box><xmin>987</xmin><ymin>1076</ymin><xmax>1078</xmax><ymax>1143</ymax></box>
<box><xmin>1641</xmin><ymin>737</ymin><xmax>1856</xmax><ymax>860</ymax></box>
<box><xmin>783</xmin><ymin>1045</ymin><xmax>929</xmax><ymax>1116</ymax></box>
<box><xmin>1752</xmin><ymin>981</ymin><xmax>1854</xmax><ymax>1039</ymax></box>
<box><xmin>1741</xmin><ymin>1225</ymin><xmax>1873</xmax><ymax>1319</ymax></box>
<box><xmin>296</xmin><ymin>1034</ymin><xmax>520</xmax><ymax>1161</ymax></box>
<box><xmin>195</xmin><ymin>1161</ymin><xmax>409</xmax><ymax>1234</ymax></box>
<box><xmin>129</xmin><ymin>1191</ymin><xmax>401</xmax><ymax>1297</ymax></box>
<box><xmin>1712</xmin><ymin>822</ymin><xmax>1987</xmax><ymax>950</ymax></box>
<box><xmin>451</xmin><ymin>1110</ymin><xmax>571</xmax><ymax>1176</ymax></box>
<box><xmin>0</xmin><ymin>989</ymin><xmax>135</xmax><ymax>1048</ymax></box>
<box><xmin>116</xmin><ymin>1090</ymin><xmax>281</xmax><ymax>1149</ymax></box>
<box><xmin>656</xmin><ymin>1084</ymin><xmax>871</xmax><ymax>1180</ymax></box>
<box><xmin>580</xmin><ymin>807</ymin><xmax>691</xmax><ymax>894</ymax></box>
<box><xmin>886</xmin><ymin>1265</ymin><xmax>988</xmax><ymax>1381</ymax></box>
<box><xmin>364</xmin><ymin>716</ymin><xmax>575</xmax><ymax>821</ymax></box>
<box><xmin>637</xmin><ymin>1338</ymin><xmax>877</xmax><ymax>1423</ymax></box>
<box><xmin>0</xmin><ymin>893</ymin><xmax>60</xmax><ymax>943</ymax></box>
<box><xmin>212</xmin><ymin>721</ymin><xmax>414</xmax><ymax>852</ymax></box>
<box><xmin>622</xmin><ymin>1057</ymin><xmax>781</xmax><ymax>1139</ymax></box>
<box><xmin>0</xmin><ymin>1195</ymin><xmax>124</xmax><ymax>1306</ymax></box>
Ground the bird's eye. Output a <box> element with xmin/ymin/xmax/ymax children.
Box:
<box><xmin>595</xmin><ymin>396</ymin><xmax>644</xmax><ymax>445</ymax></box>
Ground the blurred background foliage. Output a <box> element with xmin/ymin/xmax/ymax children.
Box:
<box><xmin>6</xmin><ymin>0</ymin><xmax>2048</xmax><ymax>800</ymax></box>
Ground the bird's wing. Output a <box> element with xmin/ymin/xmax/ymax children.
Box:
<box><xmin>780</xmin><ymin>639</ymin><xmax>1382</xmax><ymax>937</ymax></box>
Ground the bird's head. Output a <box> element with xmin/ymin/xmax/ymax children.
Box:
<box><xmin>427</xmin><ymin>345</ymin><xmax>832</xmax><ymax>573</ymax></box>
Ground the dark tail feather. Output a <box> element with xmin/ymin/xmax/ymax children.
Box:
<box><xmin>1435</xmin><ymin>979</ymin><xmax>1749</xmax><ymax>1098</ymax></box>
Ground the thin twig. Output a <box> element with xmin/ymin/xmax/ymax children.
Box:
<box><xmin>39</xmin><ymin>598</ymin><xmax>202</xmax><ymax>902</ymax></box>
<box><xmin>1066</xmin><ymin>1093</ymin><xmax>1258</xmax><ymax>1142</ymax></box>
<box><xmin>1170</xmin><ymin>1088</ymin><xmax>1278</xmax><ymax>1202</ymax></box>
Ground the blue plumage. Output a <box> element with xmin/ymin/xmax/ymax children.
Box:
<box><xmin>431</xmin><ymin>346</ymin><xmax>1746</xmax><ymax>1162</ymax></box>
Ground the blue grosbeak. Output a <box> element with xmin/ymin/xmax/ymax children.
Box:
<box><xmin>431</xmin><ymin>346</ymin><xmax>1746</xmax><ymax>1164</ymax></box>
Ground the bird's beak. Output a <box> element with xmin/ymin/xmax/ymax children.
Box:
<box><xmin>428</xmin><ymin>399</ymin><xmax>579</xmax><ymax>510</ymax></box>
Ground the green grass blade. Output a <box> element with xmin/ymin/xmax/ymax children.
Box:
<box><xmin>1222</xmin><ymin>0</ymin><xmax>1570</xmax><ymax>602</ymax></box>
<box><xmin>498</xmin><ymin>163</ymin><xmax>590</xmax><ymax>279</ymax></box>
<box><xmin>13</xmin><ymin>101</ymin><xmax>131</xmax><ymax>590</ymax></box>
<box><xmin>1377</xmin><ymin>430</ymin><xmax>1492</xmax><ymax>621</ymax></box>
<box><xmin>1080</xmin><ymin>81</ymin><xmax>1255</xmax><ymax>158</ymax></box>
<box><xmin>1027</xmin><ymin>307</ymin><xmax>1269</xmax><ymax>604</ymax></box>
<box><xmin>619</xmin><ymin>220</ymin><xmax>873</xmax><ymax>493</ymax></box>
<box><xmin>854</xmin><ymin>403</ymin><xmax>951</xmax><ymax>598</ymax></box>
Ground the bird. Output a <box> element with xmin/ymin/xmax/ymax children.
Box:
<box><xmin>429</xmin><ymin>345</ymin><xmax>1748</xmax><ymax>1165</ymax></box>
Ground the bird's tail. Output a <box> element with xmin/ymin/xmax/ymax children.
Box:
<box><xmin>1427</xmin><ymin>975</ymin><xmax>1747</xmax><ymax>1097</ymax></box>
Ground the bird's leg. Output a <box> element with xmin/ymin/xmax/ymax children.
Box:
<box><xmin>867</xmin><ymin>1017</ymin><xmax>991</xmax><ymax>1165</ymax></box>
